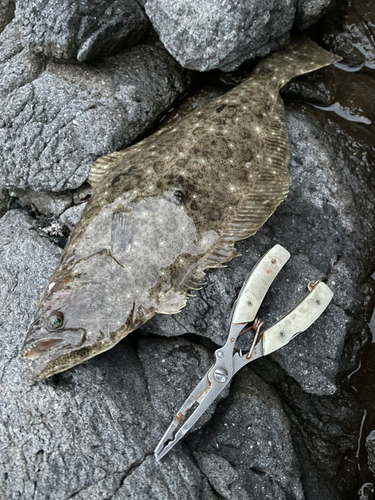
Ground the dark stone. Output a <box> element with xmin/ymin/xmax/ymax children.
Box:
<box><xmin>14</xmin><ymin>0</ymin><xmax>151</xmax><ymax>61</ymax></box>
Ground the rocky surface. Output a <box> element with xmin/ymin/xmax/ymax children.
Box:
<box><xmin>14</xmin><ymin>0</ymin><xmax>151</xmax><ymax>61</ymax></box>
<box><xmin>0</xmin><ymin>24</ymin><xmax>192</xmax><ymax>191</ymax></box>
<box><xmin>320</xmin><ymin>0</ymin><xmax>375</xmax><ymax>68</ymax></box>
<box><xmin>0</xmin><ymin>0</ymin><xmax>13</xmax><ymax>33</ymax></box>
<box><xmin>145</xmin><ymin>0</ymin><xmax>334</xmax><ymax>72</ymax></box>
<box><xmin>367</xmin><ymin>431</ymin><xmax>375</xmax><ymax>475</ymax></box>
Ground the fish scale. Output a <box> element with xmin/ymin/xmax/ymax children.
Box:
<box><xmin>21</xmin><ymin>39</ymin><xmax>341</xmax><ymax>380</ymax></box>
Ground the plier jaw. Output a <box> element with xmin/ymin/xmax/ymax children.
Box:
<box><xmin>154</xmin><ymin>244</ymin><xmax>334</xmax><ymax>461</ymax></box>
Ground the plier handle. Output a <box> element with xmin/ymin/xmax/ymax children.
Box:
<box><xmin>154</xmin><ymin>244</ymin><xmax>333</xmax><ymax>461</ymax></box>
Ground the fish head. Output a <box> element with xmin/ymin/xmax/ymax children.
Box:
<box><xmin>21</xmin><ymin>253</ymin><xmax>151</xmax><ymax>380</ymax></box>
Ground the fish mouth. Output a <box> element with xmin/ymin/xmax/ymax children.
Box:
<box><xmin>21</xmin><ymin>338</ymin><xmax>64</xmax><ymax>360</ymax></box>
<box><xmin>21</xmin><ymin>327</ymin><xmax>87</xmax><ymax>380</ymax></box>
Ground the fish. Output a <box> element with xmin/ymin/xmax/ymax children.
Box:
<box><xmin>21</xmin><ymin>39</ymin><xmax>341</xmax><ymax>380</ymax></box>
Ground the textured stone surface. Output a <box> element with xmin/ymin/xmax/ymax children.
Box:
<box><xmin>0</xmin><ymin>0</ymin><xmax>13</xmax><ymax>33</ymax></box>
<box><xmin>366</xmin><ymin>430</ymin><xmax>375</xmax><ymax>474</ymax></box>
<box><xmin>320</xmin><ymin>0</ymin><xmax>375</xmax><ymax>68</ymax></box>
<box><xmin>0</xmin><ymin>21</ymin><xmax>43</xmax><ymax>98</ymax></box>
<box><xmin>14</xmin><ymin>0</ymin><xmax>151</xmax><ymax>61</ymax></box>
<box><xmin>0</xmin><ymin>28</ymin><xmax>192</xmax><ymax>191</ymax></box>
<box><xmin>144</xmin><ymin>105</ymin><xmax>375</xmax><ymax>395</ymax></box>
<box><xmin>192</xmin><ymin>367</ymin><xmax>304</xmax><ymax>500</ymax></box>
<box><xmin>145</xmin><ymin>0</ymin><xmax>334</xmax><ymax>71</ymax></box>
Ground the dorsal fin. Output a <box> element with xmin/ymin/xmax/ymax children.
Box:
<box><xmin>88</xmin><ymin>151</ymin><xmax>128</xmax><ymax>188</ymax></box>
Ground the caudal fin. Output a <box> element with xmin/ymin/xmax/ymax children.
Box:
<box><xmin>252</xmin><ymin>38</ymin><xmax>342</xmax><ymax>89</ymax></box>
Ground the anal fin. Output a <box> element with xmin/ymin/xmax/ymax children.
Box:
<box><xmin>156</xmin><ymin>289</ymin><xmax>187</xmax><ymax>315</ymax></box>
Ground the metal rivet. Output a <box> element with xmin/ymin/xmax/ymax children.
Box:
<box><xmin>271</xmin><ymin>259</ymin><xmax>276</xmax><ymax>264</ymax></box>
<box><xmin>217</xmin><ymin>351</ymin><xmax>223</xmax><ymax>358</ymax></box>
<box><xmin>214</xmin><ymin>368</ymin><xmax>228</xmax><ymax>383</ymax></box>
<box><xmin>316</xmin><ymin>300</ymin><xmax>321</xmax><ymax>305</ymax></box>
<box><xmin>247</xmin><ymin>301</ymin><xmax>253</xmax><ymax>307</ymax></box>
<box><xmin>280</xmin><ymin>332</ymin><xmax>285</xmax><ymax>338</ymax></box>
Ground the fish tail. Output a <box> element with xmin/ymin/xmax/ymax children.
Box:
<box><xmin>253</xmin><ymin>38</ymin><xmax>342</xmax><ymax>89</ymax></box>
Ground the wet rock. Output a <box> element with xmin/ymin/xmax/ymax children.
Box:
<box><xmin>10</xmin><ymin>188</ymin><xmax>73</xmax><ymax>216</ymax></box>
<box><xmin>0</xmin><ymin>210</ymin><xmax>215</xmax><ymax>499</ymax></box>
<box><xmin>192</xmin><ymin>367</ymin><xmax>304</xmax><ymax>499</ymax></box>
<box><xmin>0</xmin><ymin>0</ymin><xmax>13</xmax><ymax>33</ymax></box>
<box><xmin>145</xmin><ymin>0</ymin><xmax>334</xmax><ymax>72</ymax></box>
<box><xmin>319</xmin><ymin>0</ymin><xmax>375</xmax><ymax>68</ymax></box>
<box><xmin>0</xmin><ymin>30</ymin><xmax>192</xmax><ymax>191</ymax></box>
<box><xmin>366</xmin><ymin>430</ymin><xmax>375</xmax><ymax>474</ymax></box>
<box><xmin>14</xmin><ymin>0</ymin><xmax>151</xmax><ymax>61</ymax></box>
<box><xmin>144</xmin><ymin>104</ymin><xmax>375</xmax><ymax>396</ymax></box>
<box><xmin>359</xmin><ymin>483</ymin><xmax>375</xmax><ymax>500</ymax></box>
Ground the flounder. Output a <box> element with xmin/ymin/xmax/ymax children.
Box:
<box><xmin>22</xmin><ymin>39</ymin><xmax>341</xmax><ymax>380</ymax></box>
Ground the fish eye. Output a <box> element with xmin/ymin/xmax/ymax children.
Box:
<box><xmin>50</xmin><ymin>312</ymin><xmax>64</xmax><ymax>329</ymax></box>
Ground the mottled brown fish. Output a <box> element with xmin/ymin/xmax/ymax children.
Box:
<box><xmin>22</xmin><ymin>39</ymin><xmax>341</xmax><ymax>380</ymax></box>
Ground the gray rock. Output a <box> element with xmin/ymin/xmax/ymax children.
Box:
<box><xmin>0</xmin><ymin>0</ymin><xmax>13</xmax><ymax>33</ymax></box>
<box><xmin>59</xmin><ymin>203</ymin><xmax>86</xmax><ymax>230</ymax></box>
<box><xmin>296</xmin><ymin>0</ymin><xmax>333</xmax><ymax>30</ymax></box>
<box><xmin>110</xmin><ymin>453</ymin><xmax>203</xmax><ymax>500</ymax></box>
<box><xmin>0</xmin><ymin>188</ymin><xmax>9</xmax><ymax>217</ymax></box>
<box><xmin>14</xmin><ymin>0</ymin><xmax>151</xmax><ymax>61</ymax></box>
<box><xmin>11</xmin><ymin>187</ymin><xmax>73</xmax><ymax>216</ymax></box>
<box><xmin>0</xmin><ymin>30</ymin><xmax>192</xmax><ymax>191</ymax></box>
<box><xmin>0</xmin><ymin>210</ymin><xmax>216</xmax><ymax>499</ymax></box>
<box><xmin>137</xmin><ymin>336</ymin><xmax>227</xmax><ymax>431</ymax></box>
<box><xmin>278</xmin><ymin>375</ymin><xmax>363</xmax><ymax>500</ymax></box>
<box><xmin>0</xmin><ymin>21</ymin><xmax>43</xmax><ymax>98</ymax></box>
<box><xmin>144</xmin><ymin>105</ymin><xmax>375</xmax><ymax>395</ymax></box>
<box><xmin>366</xmin><ymin>430</ymin><xmax>375</xmax><ymax>474</ymax></box>
<box><xmin>193</xmin><ymin>367</ymin><xmax>304</xmax><ymax>500</ymax></box>
<box><xmin>145</xmin><ymin>0</ymin><xmax>334</xmax><ymax>72</ymax></box>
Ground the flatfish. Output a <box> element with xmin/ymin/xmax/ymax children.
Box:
<box><xmin>22</xmin><ymin>39</ymin><xmax>341</xmax><ymax>379</ymax></box>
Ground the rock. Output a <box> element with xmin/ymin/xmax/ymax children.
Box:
<box><xmin>0</xmin><ymin>0</ymin><xmax>13</xmax><ymax>33</ymax></box>
<box><xmin>366</xmin><ymin>430</ymin><xmax>375</xmax><ymax>474</ymax></box>
<box><xmin>0</xmin><ymin>210</ymin><xmax>218</xmax><ymax>499</ymax></box>
<box><xmin>359</xmin><ymin>483</ymin><xmax>375</xmax><ymax>500</ymax></box>
<box><xmin>0</xmin><ymin>21</ymin><xmax>43</xmax><ymax>98</ymax></box>
<box><xmin>0</xmin><ymin>29</ymin><xmax>192</xmax><ymax>191</ymax></box>
<box><xmin>10</xmin><ymin>188</ymin><xmax>73</xmax><ymax>216</ymax></box>
<box><xmin>144</xmin><ymin>104</ymin><xmax>375</xmax><ymax>396</ymax></box>
<box><xmin>59</xmin><ymin>203</ymin><xmax>86</xmax><ymax>231</ymax></box>
<box><xmin>137</xmin><ymin>336</ymin><xmax>228</xmax><ymax>430</ymax></box>
<box><xmin>192</xmin><ymin>367</ymin><xmax>304</xmax><ymax>500</ymax></box>
<box><xmin>14</xmin><ymin>0</ymin><xmax>151</xmax><ymax>61</ymax></box>
<box><xmin>108</xmin><ymin>453</ymin><xmax>203</xmax><ymax>500</ymax></box>
<box><xmin>278</xmin><ymin>376</ymin><xmax>363</xmax><ymax>499</ymax></box>
<box><xmin>145</xmin><ymin>0</ymin><xmax>334</xmax><ymax>72</ymax></box>
<box><xmin>0</xmin><ymin>188</ymin><xmax>9</xmax><ymax>217</ymax></box>
<box><xmin>319</xmin><ymin>0</ymin><xmax>375</xmax><ymax>68</ymax></box>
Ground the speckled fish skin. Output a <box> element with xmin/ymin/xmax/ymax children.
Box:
<box><xmin>21</xmin><ymin>39</ymin><xmax>341</xmax><ymax>380</ymax></box>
